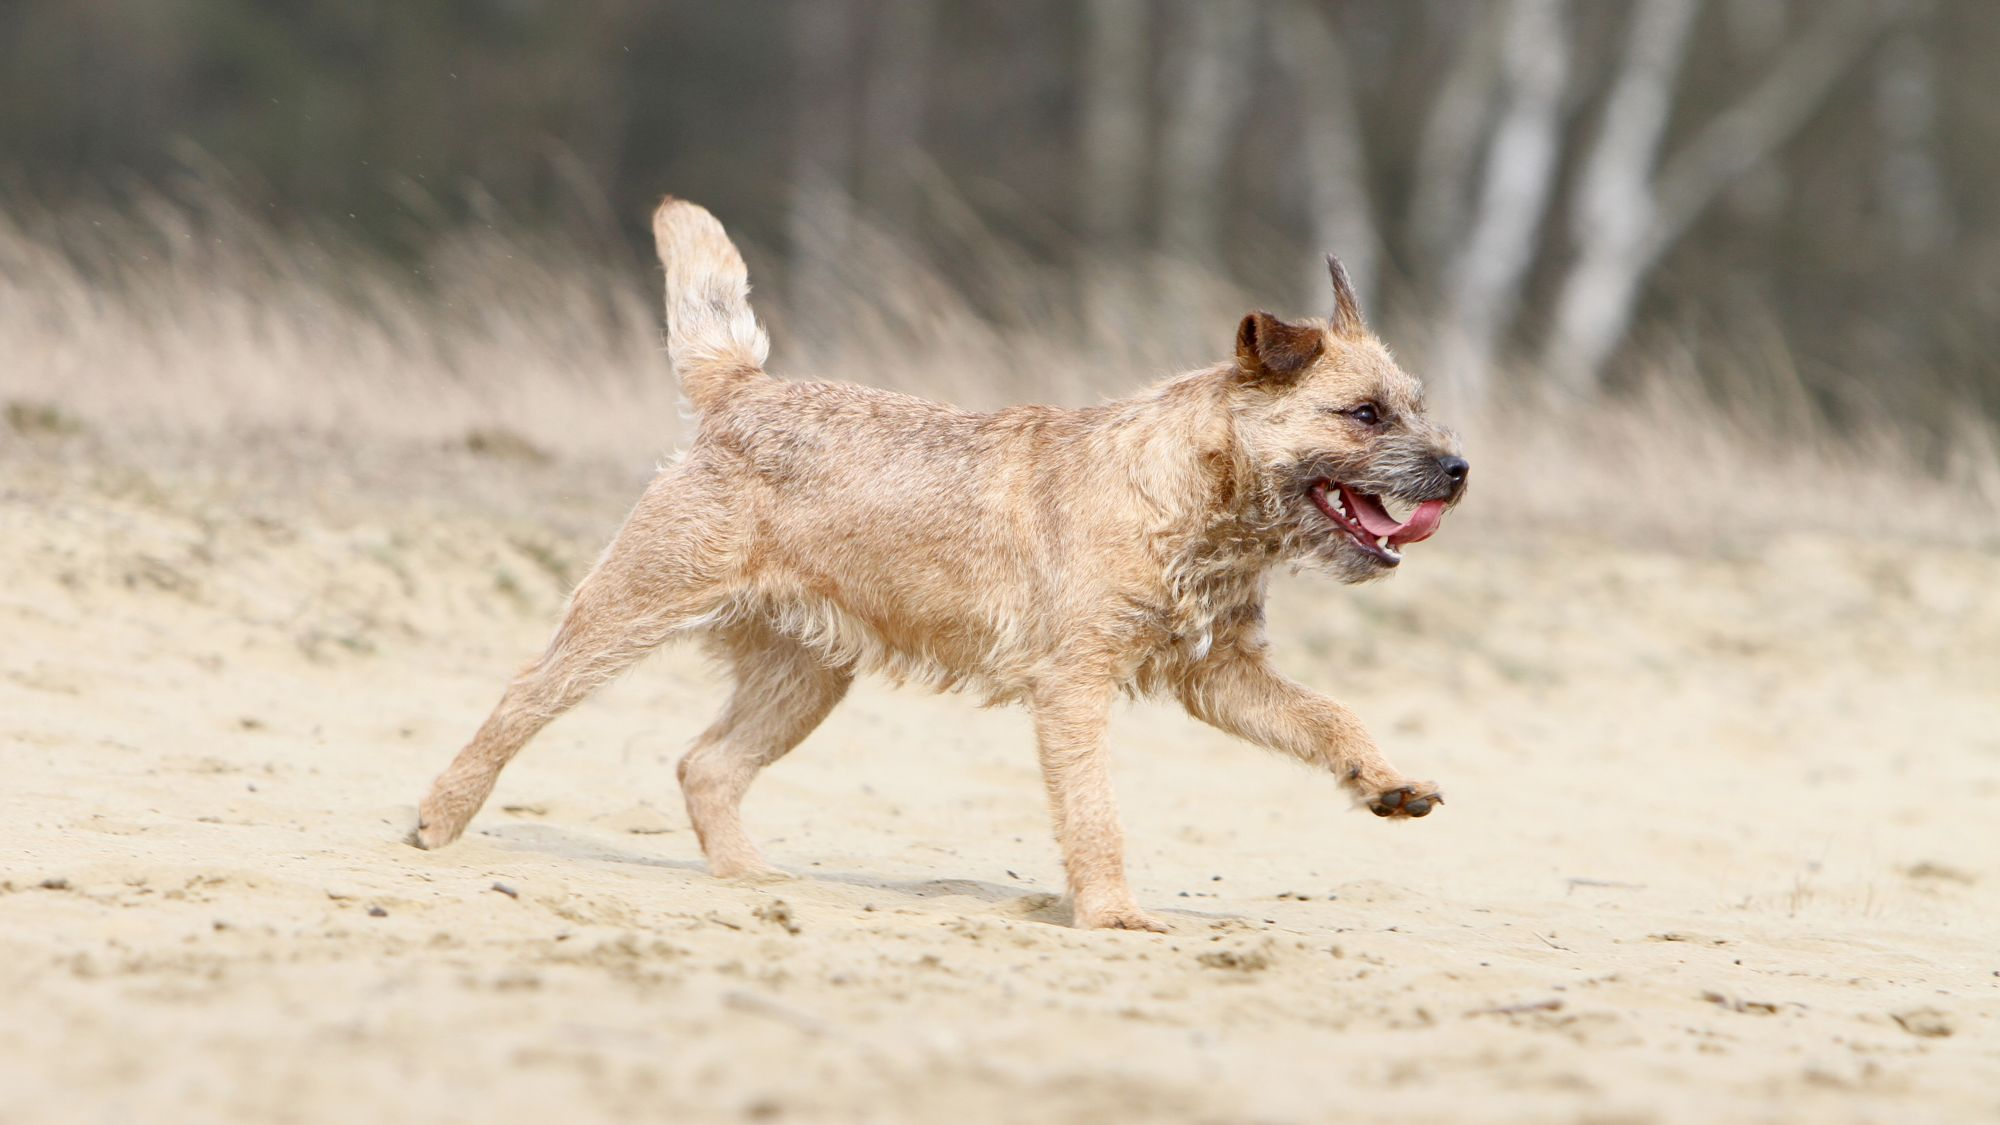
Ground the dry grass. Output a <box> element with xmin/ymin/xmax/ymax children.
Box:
<box><xmin>4</xmin><ymin>186</ymin><xmax>1996</xmax><ymax>548</ymax></box>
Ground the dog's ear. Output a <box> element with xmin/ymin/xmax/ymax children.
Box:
<box><xmin>1326</xmin><ymin>253</ymin><xmax>1366</xmax><ymax>338</ymax></box>
<box><xmin>1235</xmin><ymin>311</ymin><xmax>1324</xmax><ymax>385</ymax></box>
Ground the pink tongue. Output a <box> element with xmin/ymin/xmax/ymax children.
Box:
<box><xmin>1345</xmin><ymin>490</ymin><xmax>1447</xmax><ymax>547</ymax></box>
<box><xmin>1388</xmin><ymin>501</ymin><xmax>1446</xmax><ymax>546</ymax></box>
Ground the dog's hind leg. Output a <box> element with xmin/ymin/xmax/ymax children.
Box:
<box><xmin>413</xmin><ymin>470</ymin><xmax>743</xmax><ymax>850</ymax></box>
<box><xmin>678</xmin><ymin>621</ymin><xmax>853</xmax><ymax>880</ymax></box>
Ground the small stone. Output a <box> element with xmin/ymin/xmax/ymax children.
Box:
<box><xmin>754</xmin><ymin>899</ymin><xmax>801</xmax><ymax>935</ymax></box>
<box><xmin>1892</xmin><ymin>1007</ymin><xmax>1953</xmax><ymax>1038</ymax></box>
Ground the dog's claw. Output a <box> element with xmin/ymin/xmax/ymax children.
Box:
<box><xmin>1369</xmin><ymin>785</ymin><xmax>1442</xmax><ymax>820</ymax></box>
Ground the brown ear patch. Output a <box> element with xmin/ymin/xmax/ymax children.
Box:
<box><xmin>1235</xmin><ymin>312</ymin><xmax>1324</xmax><ymax>385</ymax></box>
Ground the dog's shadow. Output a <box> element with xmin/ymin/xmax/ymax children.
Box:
<box><xmin>474</xmin><ymin>822</ymin><xmax>1239</xmax><ymax>928</ymax></box>
<box><xmin>473</xmin><ymin>821</ymin><xmax>709</xmax><ymax>873</ymax></box>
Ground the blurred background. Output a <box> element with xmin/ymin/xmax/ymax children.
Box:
<box><xmin>10</xmin><ymin>8</ymin><xmax>2000</xmax><ymax>1121</ymax></box>
<box><xmin>2</xmin><ymin>0</ymin><xmax>1996</xmax><ymax>509</ymax></box>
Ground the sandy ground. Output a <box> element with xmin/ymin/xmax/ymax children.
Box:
<box><xmin>2</xmin><ymin>432</ymin><xmax>1997</xmax><ymax>1124</ymax></box>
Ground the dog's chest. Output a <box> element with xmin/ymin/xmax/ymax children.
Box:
<box><xmin>1157</xmin><ymin>533</ymin><xmax>1270</xmax><ymax>634</ymax></box>
<box><xmin>1143</xmin><ymin>558</ymin><xmax>1266</xmax><ymax>668</ymax></box>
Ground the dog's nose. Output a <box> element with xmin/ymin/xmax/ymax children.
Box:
<box><xmin>1439</xmin><ymin>455</ymin><xmax>1469</xmax><ymax>485</ymax></box>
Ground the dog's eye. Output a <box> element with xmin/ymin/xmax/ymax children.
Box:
<box><xmin>1347</xmin><ymin>403</ymin><xmax>1381</xmax><ymax>426</ymax></box>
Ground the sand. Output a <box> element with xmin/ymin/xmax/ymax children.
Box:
<box><xmin>2</xmin><ymin>433</ymin><xmax>1996</xmax><ymax>1124</ymax></box>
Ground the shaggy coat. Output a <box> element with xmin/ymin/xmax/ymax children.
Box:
<box><xmin>415</xmin><ymin>199</ymin><xmax>1468</xmax><ymax>931</ymax></box>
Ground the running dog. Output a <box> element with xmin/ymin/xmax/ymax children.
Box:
<box><xmin>414</xmin><ymin>198</ymin><xmax>1468</xmax><ymax>931</ymax></box>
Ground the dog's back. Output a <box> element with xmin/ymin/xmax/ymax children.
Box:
<box><xmin>653</xmin><ymin>196</ymin><xmax>1233</xmax><ymax>691</ymax></box>
<box><xmin>686</xmin><ymin>373</ymin><xmax>1212</xmax><ymax>696</ymax></box>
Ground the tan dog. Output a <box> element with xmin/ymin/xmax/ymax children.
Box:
<box><xmin>414</xmin><ymin>198</ymin><xmax>1468</xmax><ymax>931</ymax></box>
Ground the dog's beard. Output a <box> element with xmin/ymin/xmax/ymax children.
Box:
<box><xmin>1229</xmin><ymin>472</ymin><xmax>1380</xmax><ymax>585</ymax></box>
<box><xmin>1283</xmin><ymin>502</ymin><xmax>1399</xmax><ymax>584</ymax></box>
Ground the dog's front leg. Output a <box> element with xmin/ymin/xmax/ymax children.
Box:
<box><xmin>1176</xmin><ymin>646</ymin><xmax>1443</xmax><ymax>819</ymax></box>
<box><xmin>1029</xmin><ymin>679</ymin><xmax>1169</xmax><ymax>932</ymax></box>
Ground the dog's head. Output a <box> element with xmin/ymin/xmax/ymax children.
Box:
<box><xmin>1226</xmin><ymin>256</ymin><xmax>1467</xmax><ymax>583</ymax></box>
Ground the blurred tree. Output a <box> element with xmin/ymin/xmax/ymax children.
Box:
<box><xmin>1158</xmin><ymin>0</ymin><xmax>1256</xmax><ymax>271</ymax></box>
<box><xmin>859</xmin><ymin>0</ymin><xmax>936</xmax><ymax>231</ymax></box>
<box><xmin>1078</xmin><ymin>0</ymin><xmax>1150</xmax><ymax>343</ymax></box>
<box><xmin>0</xmin><ymin>0</ymin><xmax>1993</xmax><ymax>416</ymax></box>
<box><xmin>1270</xmin><ymin>0</ymin><xmax>1377</xmax><ymax>313</ymax></box>
<box><xmin>1541</xmin><ymin>0</ymin><xmax>1894</xmax><ymax>391</ymax></box>
<box><xmin>787</xmin><ymin>0</ymin><xmax>860</xmax><ymax>330</ymax></box>
<box><xmin>1436</xmin><ymin>0</ymin><xmax>1573</xmax><ymax>402</ymax></box>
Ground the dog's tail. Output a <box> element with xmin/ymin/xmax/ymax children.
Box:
<box><xmin>652</xmin><ymin>197</ymin><xmax>770</xmax><ymax>412</ymax></box>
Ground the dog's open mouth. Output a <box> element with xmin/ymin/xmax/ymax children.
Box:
<box><xmin>1309</xmin><ymin>482</ymin><xmax>1446</xmax><ymax>566</ymax></box>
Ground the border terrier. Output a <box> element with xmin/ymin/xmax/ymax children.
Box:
<box><xmin>415</xmin><ymin>198</ymin><xmax>1468</xmax><ymax>931</ymax></box>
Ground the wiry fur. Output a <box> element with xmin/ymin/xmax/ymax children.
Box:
<box><xmin>654</xmin><ymin>199</ymin><xmax>769</xmax><ymax>411</ymax></box>
<box><xmin>414</xmin><ymin>197</ymin><xmax>1469</xmax><ymax>931</ymax></box>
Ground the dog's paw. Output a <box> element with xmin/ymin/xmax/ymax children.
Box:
<box><xmin>1076</xmin><ymin>904</ymin><xmax>1172</xmax><ymax>933</ymax></box>
<box><xmin>706</xmin><ymin>849</ymin><xmax>791</xmax><ymax>883</ymax></box>
<box><xmin>410</xmin><ymin>808</ymin><xmax>466</xmax><ymax>850</ymax></box>
<box><xmin>713</xmin><ymin>863</ymin><xmax>792</xmax><ymax>885</ymax></box>
<box><xmin>1368</xmin><ymin>784</ymin><xmax>1443</xmax><ymax>819</ymax></box>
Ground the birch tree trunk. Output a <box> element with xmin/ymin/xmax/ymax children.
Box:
<box><xmin>1872</xmin><ymin>7</ymin><xmax>1948</xmax><ymax>258</ymax></box>
<box><xmin>1407</xmin><ymin>1</ymin><xmax>1505</xmax><ymax>281</ymax></box>
<box><xmin>1270</xmin><ymin>0</ymin><xmax>1379</xmax><ymax>314</ymax></box>
<box><xmin>1158</xmin><ymin>0</ymin><xmax>1256</xmax><ymax>262</ymax></box>
<box><xmin>788</xmin><ymin>0</ymin><xmax>861</xmax><ymax>336</ymax></box>
<box><xmin>1437</xmin><ymin>0</ymin><xmax>1572</xmax><ymax>403</ymax></box>
<box><xmin>1539</xmin><ymin>0</ymin><xmax>1702</xmax><ymax>393</ymax></box>
<box><xmin>1541</xmin><ymin>0</ymin><xmax>1892</xmax><ymax>390</ymax></box>
<box><xmin>860</xmin><ymin>0</ymin><xmax>936</xmax><ymax>233</ymax></box>
<box><xmin>1079</xmin><ymin>0</ymin><xmax>1149</xmax><ymax>344</ymax></box>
